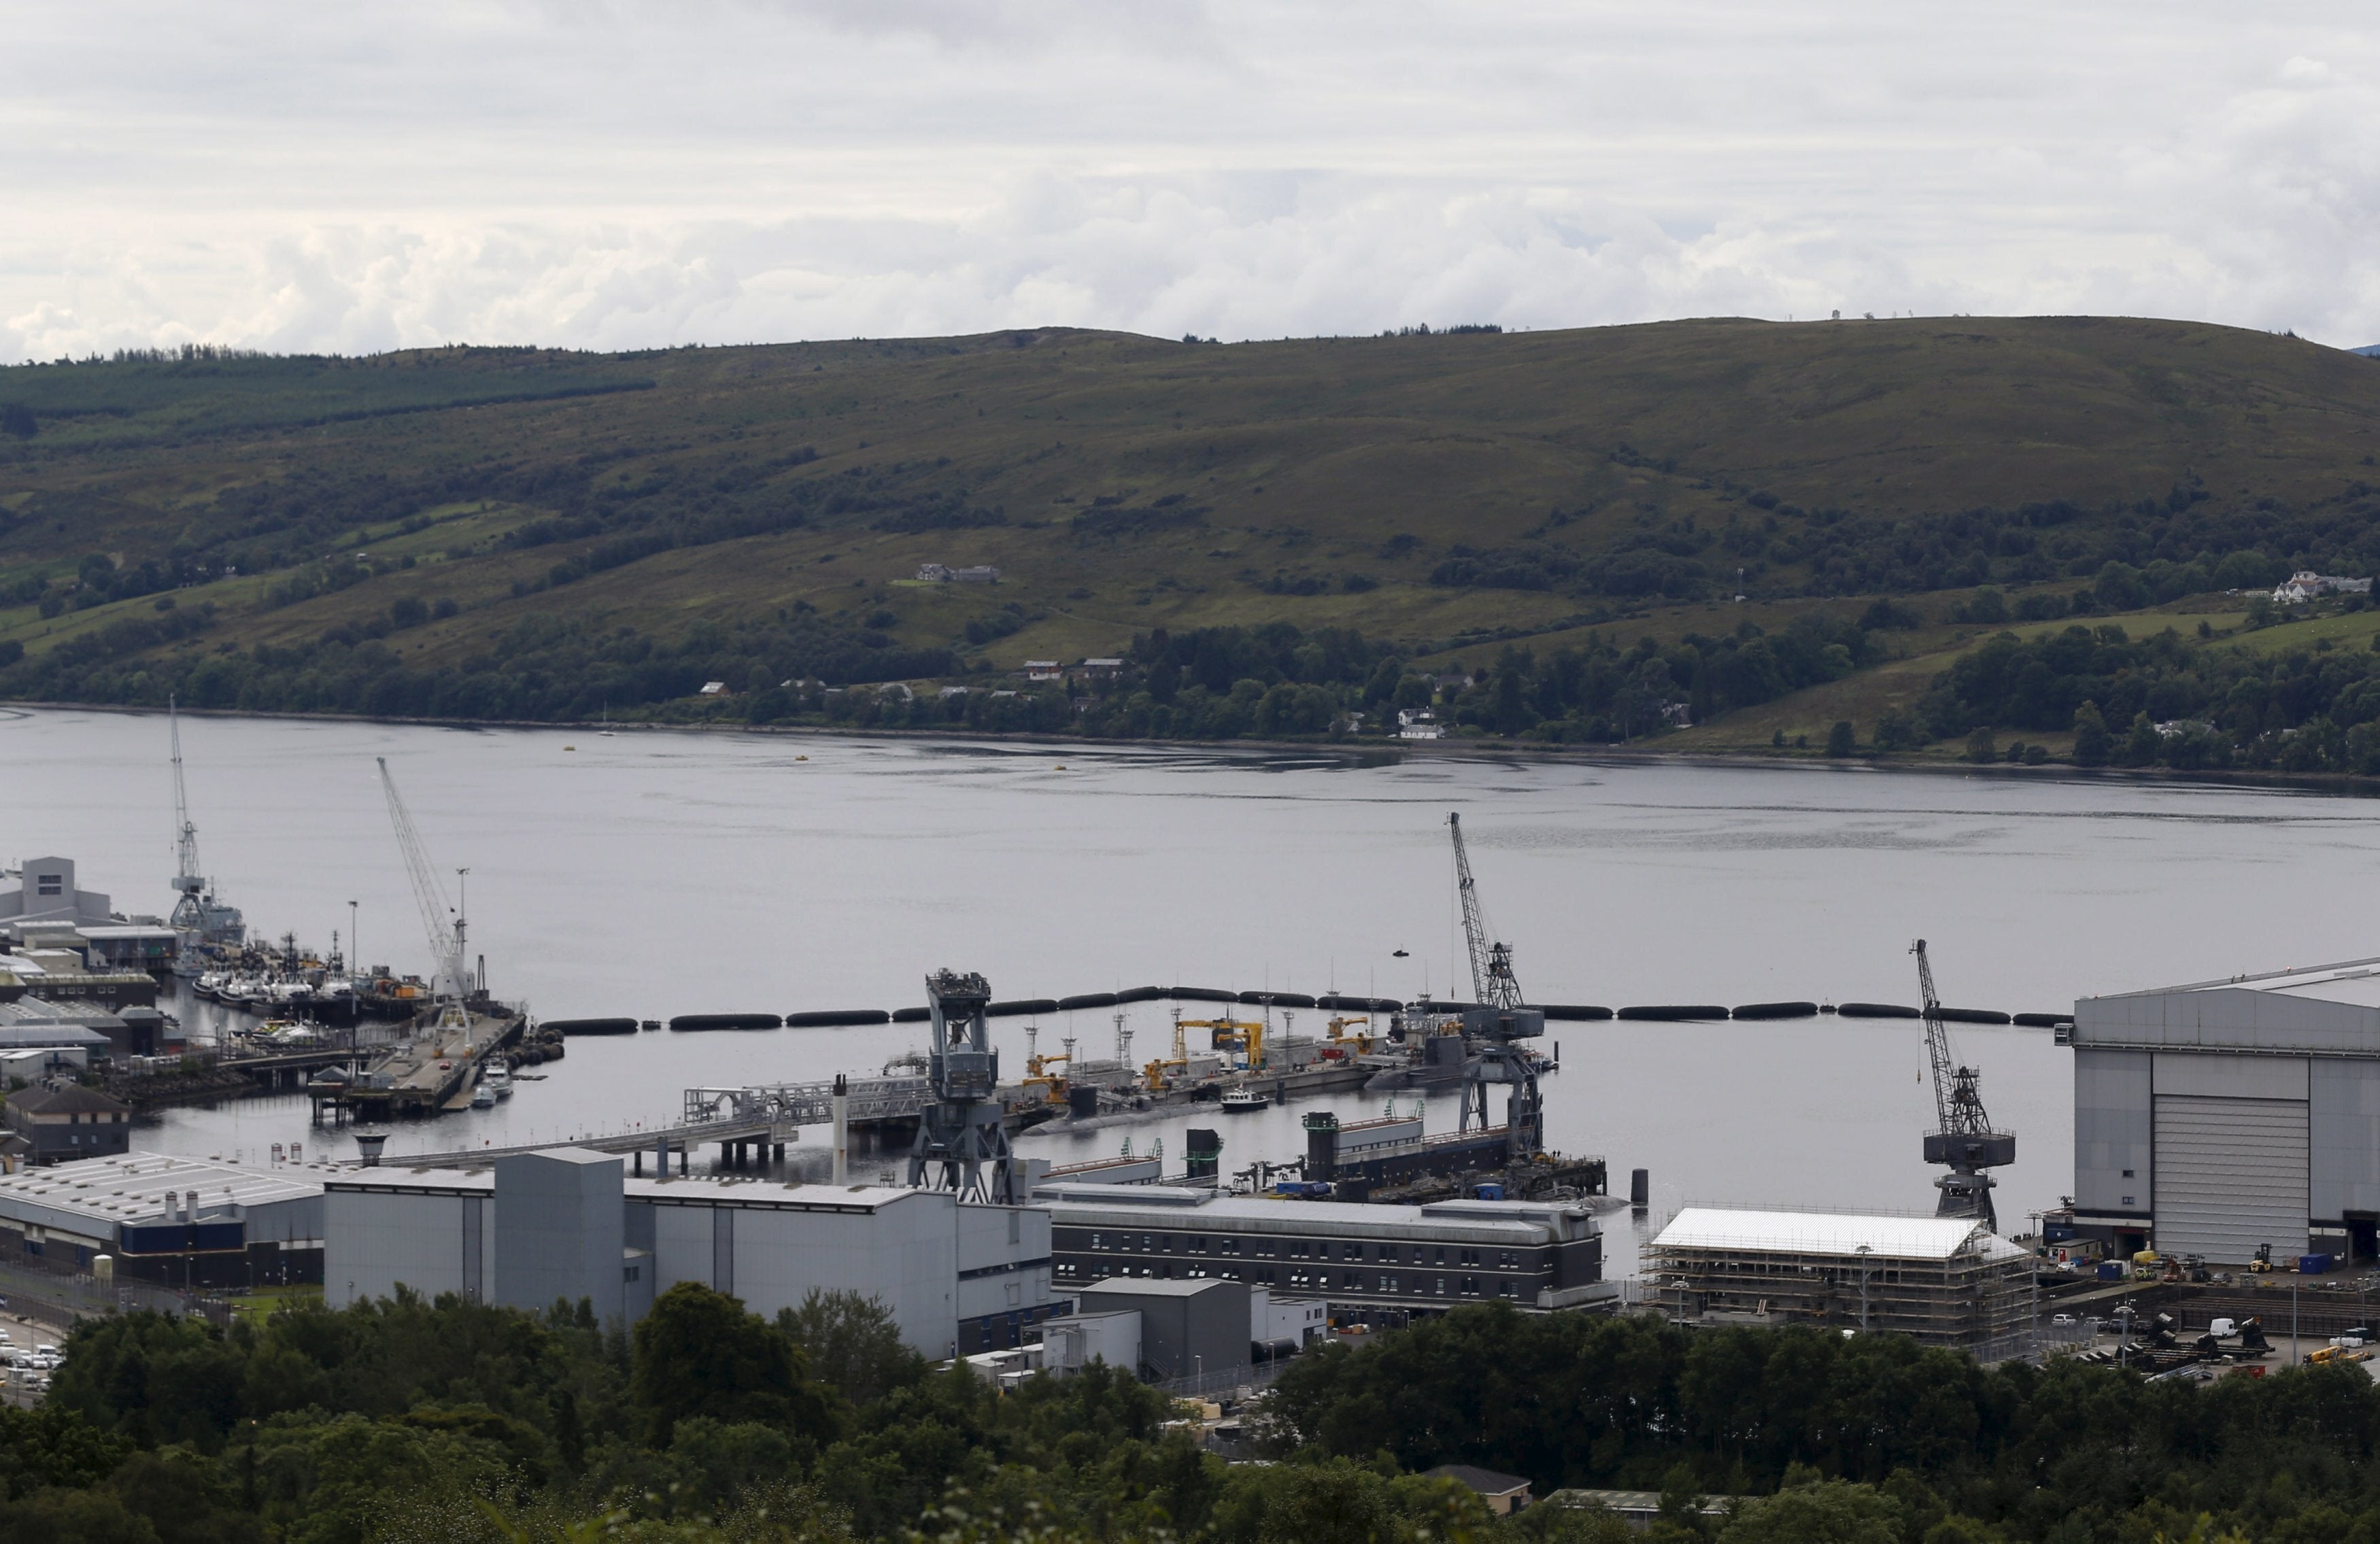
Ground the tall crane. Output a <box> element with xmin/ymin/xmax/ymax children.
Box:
<box><xmin>168</xmin><ymin>698</ymin><xmax>207</xmax><ymax>932</ymax></box>
<box><xmin>1913</xmin><ymin>938</ymin><xmax>2014</xmax><ymax>1231</ymax></box>
<box><xmin>1449</xmin><ymin>812</ymin><xmax>1523</xmax><ymax>1009</ymax></box>
<box><xmin>166</xmin><ymin>698</ymin><xmax>243</xmax><ymax>944</ymax></box>
<box><xmin>1446</xmin><ymin>812</ymin><xmax>1544</xmax><ymax>1163</ymax></box>
<box><xmin>377</xmin><ymin>757</ymin><xmax>472</xmax><ymax>1024</ymax></box>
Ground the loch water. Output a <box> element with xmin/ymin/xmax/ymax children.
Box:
<box><xmin>7</xmin><ymin>706</ymin><xmax>2378</xmax><ymax>1271</ymax></box>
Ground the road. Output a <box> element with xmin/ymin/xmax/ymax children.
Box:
<box><xmin>0</xmin><ymin>1306</ymin><xmax>67</xmax><ymax>1408</ymax></box>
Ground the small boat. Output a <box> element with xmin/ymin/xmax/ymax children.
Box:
<box><xmin>470</xmin><ymin>1080</ymin><xmax>496</xmax><ymax>1109</ymax></box>
<box><xmin>1220</xmin><ymin>1086</ymin><xmax>1269</xmax><ymax>1114</ymax></box>
<box><xmin>598</xmin><ymin>704</ymin><xmax>615</xmax><ymax>738</ymax></box>
<box><xmin>483</xmin><ymin>1062</ymin><xmax>513</xmax><ymax>1099</ymax></box>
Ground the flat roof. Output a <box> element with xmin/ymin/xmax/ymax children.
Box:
<box><xmin>1652</xmin><ymin>1206</ymin><xmax>2020</xmax><ymax>1263</ymax></box>
<box><xmin>0</xmin><ymin>1023</ymin><xmax>109</xmax><ymax>1048</ymax></box>
<box><xmin>0</xmin><ymin>1150</ymin><xmax>324</xmax><ymax>1228</ymax></box>
<box><xmin>2074</xmin><ymin>955</ymin><xmax>2380</xmax><ymax>1055</ymax></box>
<box><xmin>324</xmin><ymin>1167</ymin><xmax>925</xmax><ymax>1212</ymax></box>
<box><xmin>1079</xmin><ymin>1275</ymin><xmax>1242</xmax><ymax>1298</ymax></box>
<box><xmin>1038</xmin><ymin>1186</ymin><xmax>1593</xmax><ymax>1243</ymax></box>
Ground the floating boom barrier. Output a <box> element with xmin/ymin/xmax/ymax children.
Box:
<box><xmin>554</xmin><ymin>987</ymin><xmax>2073</xmax><ymax>1034</ymax></box>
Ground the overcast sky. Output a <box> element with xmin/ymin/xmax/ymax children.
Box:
<box><xmin>5</xmin><ymin>1</ymin><xmax>2377</xmax><ymax>358</ymax></box>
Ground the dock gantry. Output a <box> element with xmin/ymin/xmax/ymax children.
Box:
<box><xmin>1914</xmin><ymin>938</ymin><xmax>2015</xmax><ymax>1231</ymax></box>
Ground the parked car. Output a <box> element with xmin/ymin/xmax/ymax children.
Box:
<box><xmin>2051</xmin><ymin>1313</ymin><xmax>2077</xmax><ymax>1327</ymax></box>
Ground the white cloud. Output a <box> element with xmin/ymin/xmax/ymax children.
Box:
<box><xmin>3</xmin><ymin>1</ymin><xmax>2379</xmax><ymax>356</ymax></box>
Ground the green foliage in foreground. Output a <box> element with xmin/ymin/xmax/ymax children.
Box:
<box><xmin>15</xmin><ymin>1292</ymin><xmax>2380</xmax><ymax>1541</ymax></box>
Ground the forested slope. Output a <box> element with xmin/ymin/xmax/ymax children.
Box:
<box><xmin>1</xmin><ymin>318</ymin><xmax>2376</xmax><ymax>740</ymax></box>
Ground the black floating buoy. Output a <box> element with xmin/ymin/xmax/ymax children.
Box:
<box><xmin>1616</xmin><ymin>1005</ymin><xmax>1730</xmax><ymax>1022</ymax></box>
<box><xmin>1539</xmin><ymin>1004</ymin><xmax>1613</xmax><ymax>1021</ymax></box>
<box><xmin>1731</xmin><ymin>1001</ymin><xmax>1819</xmax><ymax>1021</ymax></box>
<box><xmin>1237</xmin><ymin>990</ymin><xmax>1318</xmax><ymax>1008</ymax></box>
<box><xmin>2011</xmin><ymin>1012</ymin><xmax>2069</xmax><ymax>1029</ymax></box>
<box><xmin>1057</xmin><ymin>992</ymin><xmax>1119</xmax><ymax>1012</ymax></box>
<box><xmin>669</xmin><ymin>1012</ymin><xmax>783</xmax><ymax>1032</ymax></box>
<box><xmin>1837</xmin><ymin>1002</ymin><xmax>1922</xmax><ymax>1019</ymax></box>
<box><xmin>985</xmin><ymin>998</ymin><xmax>1060</xmax><ymax>1018</ymax></box>
<box><xmin>891</xmin><ymin>1006</ymin><xmax>932</xmax><ymax>1023</ymax></box>
<box><xmin>640</xmin><ymin>1019</ymin><xmax>661</xmax><ymax>1031</ymax></box>
<box><xmin>1114</xmin><ymin>986</ymin><xmax>1170</xmax><ymax>1005</ymax></box>
<box><xmin>1937</xmin><ymin>1007</ymin><xmax>2012</xmax><ymax>1025</ymax></box>
<box><xmin>783</xmin><ymin>1009</ymin><xmax>891</xmax><ymax>1028</ymax></box>
<box><xmin>1170</xmin><ymin>987</ymin><xmax>1236</xmax><ymax>1004</ymax></box>
<box><xmin>544</xmin><ymin>1016</ymin><xmax>639</xmax><ymax>1036</ymax></box>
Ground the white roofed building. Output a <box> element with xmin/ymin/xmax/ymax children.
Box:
<box><xmin>1648</xmin><ymin>1205</ymin><xmax>2030</xmax><ymax>1352</ymax></box>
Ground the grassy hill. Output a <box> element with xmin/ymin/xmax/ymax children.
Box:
<box><xmin>2</xmin><ymin>318</ymin><xmax>2377</xmax><ymax>746</ymax></box>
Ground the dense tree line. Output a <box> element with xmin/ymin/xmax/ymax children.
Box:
<box><xmin>1271</xmin><ymin>1304</ymin><xmax>2380</xmax><ymax>1541</ymax></box>
<box><xmin>1919</xmin><ymin>617</ymin><xmax>2380</xmax><ymax>775</ymax></box>
<box><xmin>0</xmin><ymin>1285</ymin><xmax>1495</xmax><ymax>1543</ymax></box>
<box><xmin>17</xmin><ymin>1294</ymin><xmax>2380</xmax><ymax>1541</ymax></box>
<box><xmin>1425</xmin><ymin>473</ymin><xmax>2375</xmax><ymax>605</ymax></box>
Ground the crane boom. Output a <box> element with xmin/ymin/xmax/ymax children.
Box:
<box><xmin>1914</xmin><ymin>938</ymin><xmax>1958</xmax><ymax>1134</ymax></box>
<box><xmin>168</xmin><ymin>698</ymin><xmax>207</xmax><ymax>930</ymax></box>
<box><xmin>1449</xmin><ymin>812</ymin><xmax>1523</xmax><ymax>1009</ymax></box>
<box><xmin>377</xmin><ymin>757</ymin><xmax>468</xmax><ymax>1006</ymax></box>
<box><xmin>1911</xmin><ymin>938</ymin><xmax>2011</xmax><ymax>1229</ymax></box>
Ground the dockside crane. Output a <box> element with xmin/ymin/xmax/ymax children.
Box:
<box><xmin>1446</xmin><ymin>812</ymin><xmax>1544</xmax><ymax>1161</ymax></box>
<box><xmin>1450</xmin><ymin>812</ymin><xmax>1523</xmax><ymax>1010</ymax></box>
<box><xmin>166</xmin><ymin>698</ymin><xmax>243</xmax><ymax>944</ymax></box>
<box><xmin>377</xmin><ymin>757</ymin><xmax>473</xmax><ymax>1027</ymax></box>
<box><xmin>1913</xmin><ymin>938</ymin><xmax>2015</xmax><ymax>1231</ymax></box>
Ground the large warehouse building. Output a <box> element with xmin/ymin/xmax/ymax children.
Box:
<box><xmin>2071</xmin><ymin>958</ymin><xmax>2380</xmax><ymax>1264</ymax></box>
<box><xmin>326</xmin><ymin>1149</ymin><xmax>1060</xmax><ymax>1356</ymax></box>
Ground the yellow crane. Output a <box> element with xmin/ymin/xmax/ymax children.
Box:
<box><xmin>1021</xmin><ymin>1027</ymin><xmax>1075</xmax><ymax>1106</ymax></box>
<box><xmin>1182</xmin><ymin>1014</ymin><xmax>1266</xmax><ymax>1072</ymax></box>
<box><xmin>1325</xmin><ymin>1015</ymin><xmax>1375</xmax><ymax>1057</ymax></box>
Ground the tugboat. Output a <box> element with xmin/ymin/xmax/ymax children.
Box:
<box><xmin>483</xmin><ymin>1061</ymin><xmax>513</xmax><ymax>1100</ymax></box>
<box><xmin>1220</xmin><ymin>1086</ymin><xmax>1269</xmax><ymax>1114</ymax></box>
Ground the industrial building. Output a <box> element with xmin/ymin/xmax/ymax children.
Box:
<box><xmin>2069</xmin><ymin>957</ymin><xmax>2380</xmax><ymax>1263</ymax></box>
<box><xmin>1646</xmin><ymin>1207</ymin><xmax>2031</xmax><ymax>1350</ymax></box>
<box><xmin>1074</xmin><ymin>1276</ymin><xmax>1251</xmax><ymax>1383</ymax></box>
<box><xmin>3</xmin><ymin>1084</ymin><xmax>133</xmax><ymax>1165</ymax></box>
<box><xmin>0</xmin><ymin>1149</ymin><xmax>325</xmax><ymax>1288</ymax></box>
<box><xmin>326</xmin><ymin>1149</ymin><xmax>1060</xmax><ymax>1356</ymax></box>
<box><xmin>1036</xmin><ymin>1182</ymin><xmax>1612</xmax><ymax>1321</ymax></box>
<box><xmin>0</xmin><ymin>859</ymin><xmax>122</xmax><ymax>931</ymax></box>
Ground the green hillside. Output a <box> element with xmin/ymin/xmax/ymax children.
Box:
<box><xmin>1</xmin><ymin>318</ymin><xmax>2377</xmax><ymax>749</ymax></box>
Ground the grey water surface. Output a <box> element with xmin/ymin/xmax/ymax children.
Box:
<box><xmin>5</xmin><ymin>706</ymin><xmax>2376</xmax><ymax>1273</ymax></box>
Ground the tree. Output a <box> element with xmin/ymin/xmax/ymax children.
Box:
<box><xmin>2121</xmin><ymin>711</ymin><xmax>2161</xmax><ymax>767</ymax></box>
<box><xmin>630</xmin><ymin>1284</ymin><xmax>832</xmax><ymax>1445</ymax></box>
<box><xmin>1963</xmin><ymin>727</ymin><xmax>1995</xmax><ymax>764</ymax></box>
<box><xmin>776</xmin><ymin>1291</ymin><xmax>922</xmax><ymax>1409</ymax></box>
<box><xmin>1826</xmin><ymin>721</ymin><xmax>1856</xmax><ymax>758</ymax></box>
<box><xmin>2071</xmin><ymin>701</ymin><xmax>2110</xmax><ymax>766</ymax></box>
<box><xmin>1873</xmin><ymin>708</ymin><xmax>1921</xmax><ymax>753</ymax></box>
<box><xmin>1714</xmin><ymin>1479</ymin><xmax>1900</xmax><ymax>1544</ymax></box>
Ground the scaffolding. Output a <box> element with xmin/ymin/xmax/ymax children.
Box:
<box><xmin>1647</xmin><ymin>1206</ymin><xmax>2033</xmax><ymax>1352</ymax></box>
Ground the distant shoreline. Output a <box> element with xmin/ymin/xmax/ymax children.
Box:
<box><xmin>11</xmin><ymin>695</ymin><xmax>2377</xmax><ymax>800</ymax></box>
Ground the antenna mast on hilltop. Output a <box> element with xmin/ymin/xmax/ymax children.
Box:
<box><xmin>1450</xmin><ymin>812</ymin><xmax>1523</xmax><ymax>1009</ymax></box>
<box><xmin>377</xmin><ymin>757</ymin><xmax>472</xmax><ymax>1026</ymax></box>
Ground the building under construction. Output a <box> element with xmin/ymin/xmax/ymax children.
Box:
<box><xmin>1648</xmin><ymin>1207</ymin><xmax>2033</xmax><ymax>1352</ymax></box>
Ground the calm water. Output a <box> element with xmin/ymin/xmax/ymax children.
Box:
<box><xmin>6</xmin><ymin>706</ymin><xmax>2378</xmax><ymax>1271</ymax></box>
